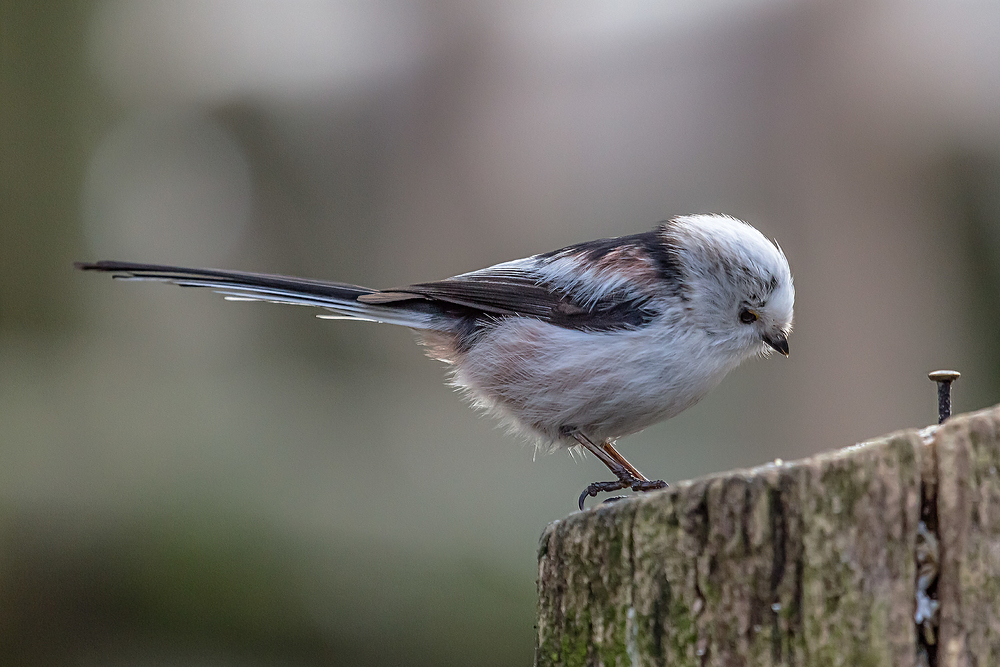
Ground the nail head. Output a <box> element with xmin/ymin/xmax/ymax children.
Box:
<box><xmin>928</xmin><ymin>370</ymin><xmax>961</xmax><ymax>383</ymax></box>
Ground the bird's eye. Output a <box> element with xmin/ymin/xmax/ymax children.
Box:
<box><xmin>738</xmin><ymin>308</ymin><xmax>758</xmax><ymax>324</ymax></box>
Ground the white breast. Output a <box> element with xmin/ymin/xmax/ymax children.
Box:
<box><xmin>450</xmin><ymin>314</ymin><xmax>747</xmax><ymax>448</ymax></box>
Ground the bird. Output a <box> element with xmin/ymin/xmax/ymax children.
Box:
<box><xmin>77</xmin><ymin>213</ymin><xmax>794</xmax><ymax>509</ymax></box>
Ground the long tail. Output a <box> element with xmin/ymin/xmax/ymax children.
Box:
<box><xmin>75</xmin><ymin>261</ymin><xmax>440</xmax><ymax>330</ymax></box>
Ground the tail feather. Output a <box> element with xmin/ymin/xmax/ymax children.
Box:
<box><xmin>75</xmin><ymin>261</ymin><xmax>439</xmax><ymax>329</ymax></box>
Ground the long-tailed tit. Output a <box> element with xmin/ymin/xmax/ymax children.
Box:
<box><xmin>78</xmin><ymin>213</ymin><xmax>793</xmax><ymax>509</ymax></box>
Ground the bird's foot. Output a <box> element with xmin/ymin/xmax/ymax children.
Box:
<box><xmin>578</xmin><ymin>476</ymin><xmax>667</xmax><ymax>510</ymax></box>
<box><xmin>578</xmin><ymin>480</ymin><xmax>628</xmax><ymax>509</ymax></box>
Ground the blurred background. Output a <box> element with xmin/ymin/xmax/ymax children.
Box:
<box><xmin>3</xmin><ymin>0</ymin><xmax>1000</xmax><ymax>664</ymax></box>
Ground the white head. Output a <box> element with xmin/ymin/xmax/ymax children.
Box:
<box><xmin>667</xmin><ymin>214</ymin><xmax>794</xmax><ymax>358</ymax></box>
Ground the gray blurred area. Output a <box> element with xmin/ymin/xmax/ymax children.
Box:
<box><xmin>2</xmin><ymin>0</ymin><xmax>1000</xmax><ymax>664</ymax></box>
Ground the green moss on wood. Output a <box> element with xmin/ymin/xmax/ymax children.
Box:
<box><xmin>538</xmin><ymin>405</ymin><xmax>1000</xmax><ymax>666</ymax></box>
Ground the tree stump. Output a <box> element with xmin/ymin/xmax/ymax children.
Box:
<box><xmin>535</xmin><ymin>404</ymin><xmax>1000</xmax><ymax>666</ymax></box>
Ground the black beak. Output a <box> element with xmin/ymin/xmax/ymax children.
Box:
<box><xmin>764</xmin><ymin>333</ymin><xmax>789</xmax><ymax>357</ymax></box>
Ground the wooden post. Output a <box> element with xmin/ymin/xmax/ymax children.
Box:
<box><xmin>535</xmin><ymin>404</ymin><xmax>1000</xmax><ymax>667</ymax></box>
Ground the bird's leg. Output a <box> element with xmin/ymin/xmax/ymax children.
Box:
<box><xmin>601</xmin><ymin>441</ymin><xmax>648</xmax><ymax>480</ymax></box>
<box><xmin>603</xmin><ymin>440</ymin><xmax>668</xmax><ymax>494</ymax></box>
<box><xmin>572</xmin><ymin>432</ymin><xmax>629</xmax><ymax>504</ymax></box>
<box><xmin>572</xmin><ymin>433</ymin><xmax>668</xmax><ymax>510</ymax></box>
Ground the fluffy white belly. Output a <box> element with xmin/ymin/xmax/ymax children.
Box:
<box><xmin>451</xmin><ymin>317</ymin><xmax>746</xmax><ymax>446</ymax></box>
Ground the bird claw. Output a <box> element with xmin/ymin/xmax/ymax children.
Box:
<box><xmin>578</xmin><ymin>480</ymin><xmax>629</xmax><ymax>510</ymax></box>
<box><xmin>578</xmin><ymin>477</ymin><xmax>668</xmax><ymax>510</ymax></box>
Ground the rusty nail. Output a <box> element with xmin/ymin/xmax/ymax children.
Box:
<box><xmin>928</xmin><ymin>370</ymin><xmax>960</xmax><ymax>424</ymax></box>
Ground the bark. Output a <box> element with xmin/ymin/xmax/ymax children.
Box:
<box><xmin>536</xmin><ymin>404</ymin><xmax>1000</xmax><ymax>666</ymax></box>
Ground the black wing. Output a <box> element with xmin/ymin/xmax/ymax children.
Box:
<box><xmin>359</xmin><ymin>238</ymin><xmax>667</xmax><ymax>332</ymax></box>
